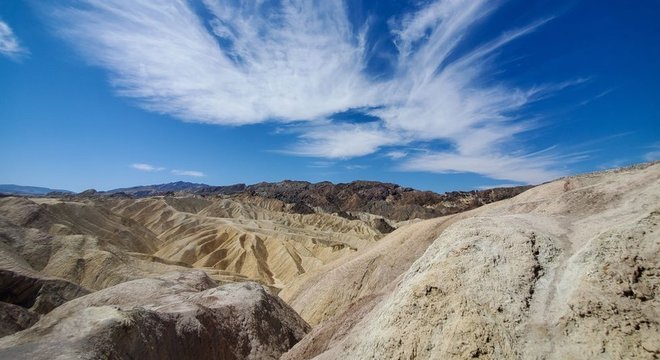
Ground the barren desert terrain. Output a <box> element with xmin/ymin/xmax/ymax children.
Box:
<box><xmin>0</xmin><ymin>163</ymin><xmax>658</xmax><ymax>359</ymax></box>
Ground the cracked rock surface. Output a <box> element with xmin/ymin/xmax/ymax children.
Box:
<box><xmin>283</xmin><ymin>163</ymin><xmax>660</xmax><ymax>359</ymax></box>
<box><xmin>0</xmin><ymin>271</ymin><xmax>310</xmax><ymax>360</ymax></box>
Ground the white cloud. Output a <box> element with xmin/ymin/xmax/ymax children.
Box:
<box><xmin>400</xmin><ymin>152</ymin><xmax>560</xmax><ymax>184</ymax></box>
<box><xmin>345</xmin><ymin>164</ymin><xmax>369</xmax><ymax>170</ymax></box>
<box><xmin>131</xmin><ymin>163</ymin><xmax>205</xmax><ymax>177</ymax></box>
<box><xmin>308</xmin><ymin>161</ymin><xmax>335</xmax><ymax>168</ymax></box>
<box><xmin>284</xmin><ymin>122</ymin><xmax>402</xmax><ymax>159</ymax></box>
<box><xmin>49</xmin><ymin>0</ymin><xmax>576</xmax><ymax>183</ymax></box>
<box><xmin>131</xmin><ymin>163</ymin><xmax>165</xmax><ymax>172</ymax></box>
<box><xmin>400</xmin><ymin>148</ymin><xmax>586</xmax><ymax>184</ymax></box>
<box><xmin>171</xmin><ymin>169</ymin><xmax>205</xmax><ymax>177</ymax></box>
<box><xmin>50</xmin><ymin>0</ymin><xmax>374</xmax><ymax>125</ymax></box>
<box><xmin>386</xmin><ymin>151</ymin><xmax>408</xmax><ymax>160</ymax></box>
<box><xmin>0</xmin><ymin>20</ymin><xmax>28</xmax><ymax>60</ymax></box>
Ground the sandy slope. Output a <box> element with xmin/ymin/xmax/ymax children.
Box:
<box><xmin>283</xmin><ymin>162</ymin><xmax>660</xmax><ymax>359</ymax></box>
<box><xmin>0</xmin><ymin>195</ymin><xmax>386</xmax><ymax>291</ymax></box>
<box><xmin>279</xmin><ymin>214</ymin><xmax>459</xmax><ymax>326</ymax></box>
<box><xmin>109</xmin><ymin>196</ymin><xmax>383</xmax><ymax>288</ymax></box>
<box><xmin>0</xmin><ymin>194</ymin><xmax>328</xmax><ymax>357</ymax></box>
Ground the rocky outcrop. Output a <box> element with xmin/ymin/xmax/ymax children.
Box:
<box><xmin>0</xmin><ymin>302</ymin><xmax>39</xmax><ymax>337</ymax></box>
<box><xmin>240</xmin><ymin>180</ymin><xmax>532</xmax><ymax>221</ymax></box>
<box><xmin>282</xmin><ymin>162</ymin><xmax>660</xmax><ymax>359</ymax></box>
<box><xmin>0</xmin><ymin>185</ymin><xmax>73</xmax><ymax>197</ymax></box>
<box><xmin>0</xmin><ymin>269</ymin><xmax>89</xmax><ymax>315</ymax></box>
<box><xmin>0</xmin><ymin>271</ymin><xmax>310</xmax><ymax>360</ymax></box>
<box><xmin>60</xmin><ymin>180</ymin><xmax>531</xmax><ymax>221</ymax></box>
<box><xmin>106</xmin><ymin>181</ymin><xmax>221</xmax><ymax>197</ymax></box>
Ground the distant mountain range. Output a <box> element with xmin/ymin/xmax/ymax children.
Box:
<box><xmin>244</xmin><ymin>180</ymin><xmax>533</xmax><ymax>220</ymax></box>
<box><xmin>0</xmin><ymin>184</ymin><xmax>73</xmax><ymax>196</ymax></box>
<box><xmin>0</xmin><ymin>180</ymin><xmax>532</xmax><ymax>221</ymax></box>
<box><xmin>105</xmin><ymin>181</ymin><xmax>224</xmax><ymax>197</ymax></box>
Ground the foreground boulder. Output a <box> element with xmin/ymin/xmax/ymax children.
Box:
<box><xmin>0</xmin><ymin>271</ymin><xmax>310</xmax><ymax>359</ymax></box>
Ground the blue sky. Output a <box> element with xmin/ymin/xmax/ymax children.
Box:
<box><xmin>1</xmin><ymin>0</ymin><xmax>658</xmax><ymax>193</ymax></box>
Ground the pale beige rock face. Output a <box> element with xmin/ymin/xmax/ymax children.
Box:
<box><xmin>279</xmin><ymin>214</ymin><xmax>460</xmax><ymax>326</ymax></box>
<box><xmin>283</xmin><ymin>163</ymin><xmax>660</xmax><ymax>359</ymax></box>
<box><xmin>0</xmin><ymin>271</ymin><xmax>310</xmax><ymax>360</ymax></box>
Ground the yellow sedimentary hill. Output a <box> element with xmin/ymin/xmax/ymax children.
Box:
<box><xmin>0</xmin><ymin>193</ymin><xmax>387</xmax><ymax>292</ymax></box>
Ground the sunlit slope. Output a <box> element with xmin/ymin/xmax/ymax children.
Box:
<box><xmin>0</xmin><ymin>194</ymin><xmax>387</xmax><ymax>290</ymax></box>
<box><xmin>283</xmin><ymin>162</ymin><xmax>659</xmax><ymax>359</ymax></box>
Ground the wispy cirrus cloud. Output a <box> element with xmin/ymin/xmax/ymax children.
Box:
<box><xmin>284</xmin><ymin>122</ymin><xmax>402</xmax><ymax>159</ymax></box>
<box><xmin>171</xmin><ymin>169</ymin><xmax>205</xmax><ymax>177</ymax></box>
<box><xmin>49</xmin><ymin>0</ymin><xmax>373</xmax><ymax>125</ymax></box>
<box><xmin>386</xmin><ymin>151</ymin><xmax>408</xmax><ymax>160</ymax></box>
<box><xmin>345</xmin><ymin>164</ymin><xmax>370</xmax><ymax>170</ymax></box>
<box><xmin>49</xmin><ymin>0</ymin><xmax>579</xmax><ymax>183</ymax></box>
<box><xmin>307</xmin><ymin>161</ymin><xmax>335</xmax><ymax>169</ymax></box>
<box><xmin>130</xmin><ymin>163</ymin><xmax>164</xmax><ymax>172</ymax></box>
<box><xmin>131</xmin><ymin>163</ymin><xmax>204</xmax><ymax>177</ymax></box>
<box><xmin>400</xmin><ymin>149</ymin><xmax>566</xmax><ymax>184</ymax></box>
<box><xmin>0</xmin><ymin>20</ymin><xmax>29</xmax><ymax>60</ymax></box>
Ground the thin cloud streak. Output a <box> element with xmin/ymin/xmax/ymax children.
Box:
<box><xmin>345</xmin><ymin>164</ymin><xmax>370</xmax><ymax>170</ymax></box>
<box><xmin>171</xmin><ymin>169</ymin><xmax>205</xmax><ymax>177</ymax></box>
<box><xmin>308</xmin><ymin>161</ymin><xmax>335</xmax><ymax>169</ymax></box>
<box><xmin>0</xmin><ymin>20</ymin><xmax>29</xmax><ymax>60</ymax></box>
<box><xmin>400</xmin><ymin>152</ymin><xmax>563</xmax><ymax>184</ymax></box>
<box><xmin>401</xmin><ymin>148</ymin><xmax>589</xmax><ymax>184</ymax></box>
<box><xmin>386</xmin><ymin>151</ymin><xmax>408</xmax><ymax>160</ymax></box>
<box><xmin>50</xmin><ymin>0</ymin><xmax>576</xmax><ymax>183</ymax></box>
<box><xmin>131</xmin><ymin>163</ymin><xmax>165</xmax><ymax>172</ymax></box>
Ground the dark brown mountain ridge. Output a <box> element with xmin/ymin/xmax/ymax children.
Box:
<box><xmin>56</xmin><ymin>180</ymin><xmax>533</xmax><ymax>221</ymax></box>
